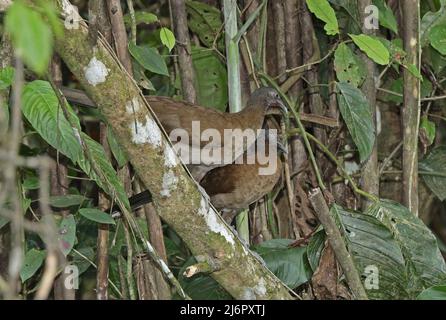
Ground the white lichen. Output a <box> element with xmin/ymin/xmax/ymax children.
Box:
<box><xmin>241</xmin><ymin>288</ymin><xmax>256</xmax><ymax>300</ymax></box>
<box><xmin>164</xmin><ymin>144</ymin><xmax>178</xmax><ymax>168</ymax></box>
<box><xmin>160</xmin><ymin>170</ymin><xmax>178</xmax><ymax>197</ymax></box>
<box><xmin>130</xmin><ymin>115</ymin><xmax>162</xmax><ymax>147</ymax></box>
<box><xmin>84</xmin><ymin>57</ymin><xmax>109</xmax><ymax>86</ymax></box>
<box><xmin>198</xmin><ymin>197</ymin><xmax>235</xmax><ymax>247</ymax></box>
<box><xmin>125</xmin><ymin>97</ymin><xmax>140</xmax><ymax>114</ymax></box>
<box><xmin>253</xmin><ymin>278</ymin><xmax>267</xmax><ymax>297</ymax></box>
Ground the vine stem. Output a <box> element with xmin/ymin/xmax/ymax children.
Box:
<box><xmin>259</xmin><ymin>72</ymin><xmax>327</xmax><ymax>191</ymax></box>
<box><xmin>287</xmin><ymin>128</ymin><xmax>379</xmax><ymax>203</ymax></box>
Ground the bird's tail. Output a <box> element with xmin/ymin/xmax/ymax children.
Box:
<box><xmin>109</xmin><ymin>190</ymin><xmax>153</xmax><ymax>217</ymax></box>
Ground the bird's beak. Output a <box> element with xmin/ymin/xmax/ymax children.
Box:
<box><xmin>266</xmin><ymin>99</ymin><xmax>288</xmax><ymax>116</ymax></box>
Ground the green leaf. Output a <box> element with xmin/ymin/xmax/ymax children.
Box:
<box><xmin>332</xmin><ymin>205</ymin><xmax>410</xmax><ymax>299</ymax></box>
<box><xmin>22</xmin><ymin>80</ymin><xmax>83</xmax><ymax>162</ymax></box>
<box><xmin>186</xmin><ymin>1</ymin><xmax>224</xmax><ymax>51</ymax></box>
<box><xmin>306</xmin><ymin>0</ymin><xmax>339</xmax><ymax>35</ymax></box>
<box><xmin>128</xmin><ymin>42</ymin><xmax>169</xmax><ymax>76</ymax></box>
<box><xmin>383</xmin><ymin>77</ymin><xmax>432</xmax><ymax>105</ymax></box>
<box><xmin>420</xmin><ymin>115</ymin><xmax>436</xmax><ymax>147</ymax></box>
<box><xmin>349</xmin><ymin>34</ymin><xmax>390</xmax><ymax>65</ymax></box>
<box><xmin>334</xmin><ymin>43</ymin><xmax>366</xmax><ymax>87</ymax></box>
<box><xmin>79</xmin><ymin>208</ymin><xmax>115</xmax><ymax>225</ymax></box>
<box><xmin>5</xmin><ymin>1</ymin><xmax>53</xmax><ymax>74</ymax></box>
<box><xmin>421</xmin><ymin>0</ymin><xmax>446</xmax><ymax>46</ymax></box>
<box><xmin>70</xmin><ymin>247</ymin><xmax>95</xmax><ymax>275</ymax></box>
<box><xmin>22</xmin><ymin>81</ymin><xmax>129</xmax><ymax>209</ymax></box>
<box><xmin>20</xmin><ymin>249</ymin><xmax>46</xmax><ymax>282</ymax></box>
<box><xmin>336</xmin><ymin>82</ymin><xmax>375</xmax><ymax>162</ymax></box>
<box><xmin>57</xmin><ymin>214</ymin><xmax>76</xmax><ymax>256</ymax></box>
<box><xmin>373</xmin><ymin>0</ymin><xmax>398</xmax><ymax>34</ymax></box>
<box><xmin>366</xmin><ymin>200</ymin><xmax>446</xmax><ymax>295</ymax></box>
<box><xmin>419</xmin><ymin>146</ymin><xmax>446</xmax><ymax>201</ymax></box>
<box><xmin>429</xmin><ymin>24</ymin><xmax>446</xmax><ymax>55</ymax></box>
<box><xmin>252</xmin><ymin>239</ymin><xmax>312</xmax><ymax>288</ymax></box>
<box><xmin>0</xmin><ymin>67</ymin><xmax>15</xmax><ymax>90</ymax></box>
<box><xmin>406</xmin><ymin>64</ymin><xmax>423</xmax><ymax>80</ymax></box>
<box><xmin>306</xmin><ymin>231</ymin><xmax>326</xmax><ymax>272</ymax></box>
<box><xmin>49</xmin><ymin>194</ymin><xmax>86</xmax><ymax>208</ymax></box>
<box><xmin>107</xmin><ymin>127</ymin><xmax>128</xmax><ymax>168</ymax></box>
<box><xmin>191</xmin><ymin>47</ymin><xmax>228</xmax><ymax>111</ymax></box>
<box><xmin>159</xmin><ymin>27</ymin><xmax>175</xmax><ymax>52</ymax></box>
<box><xmin>123</xmin><ymin>11</ymin><xmax>158</xmax><ymax>26</ymax></box>
<box><xmin>417</xmin><ymin>285</ymin><xmax>446</xmax><ymax>300</ymax></box>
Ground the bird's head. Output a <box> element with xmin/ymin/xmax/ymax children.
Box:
<box><xmin>248</xmin><ymin>87</ymin><xmax>288</xmax><ymax>116</ymax></box>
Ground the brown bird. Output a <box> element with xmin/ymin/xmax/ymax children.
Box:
<box><xmin>145</xmin><ymin>87</ymin><xmax>286</xmax><ymax>180</ymax></box>
<box><xmin>60</xmin><ymin>86</ymin><xmax>287</xmax><ymax>181</ymax></box>
<box><xmin>199</xmin><ymin>123</ymin><xmax>285</xmax><ymax>221</ymax></box>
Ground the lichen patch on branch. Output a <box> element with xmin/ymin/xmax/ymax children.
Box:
<box><xmin>130</xmin><ymin>115</ymin><xmax>162</xmax><ymax>147</ymax></box>
<box><xmin>84</xmin><ymin>57</ymin><xmax>109</xmax><ymax>86</ymax></box>
<box><xmin>198</xmin><ymin>197</ymin><xmax>235</xmax><ymax>247</ymax></box>
<box><xmin>161</xmin><ymin>170</ymin><xmax>178</xmax><ymax>197</ymax></box>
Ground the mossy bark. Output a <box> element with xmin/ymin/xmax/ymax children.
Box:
<box><xmin>50</xmin><ymin>0</ymin><xmax>292</xmax><ymax>300</ymax></box>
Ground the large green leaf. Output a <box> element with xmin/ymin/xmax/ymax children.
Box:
<box><xmin>429</xmin><ymin>24</ymin><xmax>446</xmax><ymax>55</ymax></box>
<box><xmin>22</xmin><ymin>80</ymin><xmax>83</xmax><ymax>162</ymax></box>
<box><xmin>373</xmin><ymin>0</ymin><xmax>398</xmax><ymax>34</ymax></box>
<box><xmin>20</xmin><ymin>248</ymin><xmax>46</xmax><ymax>282</ymax></box>
<box><xmin>160</xmin><ymin>27</ymin><xmax>176</xmax><ymax>52</ymax></box>
<box><xmin>70</xmin><ymin>246</ymin><xmax>95</xmax><ymax>275</ymax></box>
<box><xmin>366</xmin><ymin>200</ymin><xmax>446</xmax><ymax>296</ymax></box>
<box><xmin>419</xmin><ymin>146</ymin><xmax>446</xmax><ymax>201</ymax></box>
<box><xmin>123</xmin><ymin>11</ymin><xmax>158</xmax><ymax>26</ymax></box>
<box><xmin>186</xmin><ymin>1</ymin><xmax>224</xmax><ymax>51</ymax></box>
<box><xmin>107</xmin><ymin>126</ymin><xmax>128</xmax><ymax>168</ymax></box>
<box><xmin>331</xmin><ymin>205</ymin><xmax>410</xmax><ymax>299</ymax></box>
<box><xmin>336</xmin><ymin>82</ymin><xmax>375</xmax><ymax>162</ymax></box>
<box><xmin>349</xmin><ymin>34</ymin><xmax>390</xmax><ymax>65</ymax></box>
<box><xmin>306</xmin><ymin>231</ymin><xmax>326</xmax><ymax>272</ymax></box>
<box><xmin>57</xmin><ymin>214</ymin><xmax>76</xmax><ymax>256</ymax></box>
<box><xmin>79</xmin><ymin>208</ymin><xmax>116</xmax><ymax>225</ymax></box>
<box><xmin>49</xmin><ymin>195</ymin><xmax>86</xmax><ymax>208</ymax></box>
<box><xmin>306</xmin><ymin>0</ymin><xmax>339</xmax><ymax>35</ymax></box>
<box><xmin>5</xmin><ymin>1</ymin><xmax>53</xmax><ymax>74</ymax></box>
<box><xmin>421</xmin><ymin>0</ymin><xmax>446</xmax><ymax>46</ymax></box>
<box><xmin>417</xmin><ymin>285</ymin><xmax>446</xmax><ymax>300</ymax></box>
<box><xmin>191</xmin><ymin>47</ymin><xmax>228</xmax><ymax>112</ymax></box>
<box><xmin>128</xmin><ymin>42</ymin><xmax>169</xmax><ymax>76</ymax></box>
<box><xmin>334</xmin><ymin>43</ymin><xmax>365</xmax><ymax>87</ymax></box>
<box><xmin>252</xmin><ymin>239</ymin><xmax>312</xmax><ymax>289</ymax></box>
<box><xmin>22</xmin><ymin>81</ymin><xmax>129</xmax><ymax>209</ymax></box>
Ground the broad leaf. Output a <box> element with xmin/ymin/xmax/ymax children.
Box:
<box><xmin>123</xmin><ymin>11</ymin><xmax>158</xmax><ymax>26</ymax></box>
<box><xmin>5</xmin><ymin>1</ymin><xmax>53</xmax><ymax>74</ymax></box>
<box><xmin>349</xmin><ymin>34</ymin><xmax>390</xmax><ymax>65</ymax></box>
<box><xmin>417</xmin><ymin>285</ymin><xmax>446</xmax><ymax>300</ymax></box>
<box><xmin>160</xmin><ymin>27</ymin><xmax>175</xmax><ymax>52</ymax></box>
<box><xmin>334</xmin><ymin>43</ymin><xmax>365</xmax><ymax>87</ymax></box>
<box><xmin>373</xmin><ymin>0</ymin><xmax>398</xmax><ymax>34</ymax></box>
<box><xmin>70</xmin><ymin>247</ymin><xmax>95</xmax><ymax>275</ymax></box>
<box><xmin>128</xmin><ymin>42</ymin><xmax>169</xmax><ymax>76</ymax></box>
<box><xmin>429</xmin><ymin>24</ymin><xmax>446</xmax><ymax>55</ymax></box>
<box><xmin>421</xmin><ymin>0</ymin><xmax>446</xmax><ymax>46</ymax></box>
<box><xmin>57</xmin><ymin>214</ymin><xmax>76</xmax><ymax>256</ymax></box>
<box><xmin>336</xmin><ymin>82</ymin><xmax>375</xmax><ymax>162</ymax></box>
<box><xmin>420</xmin><ymin>116</ymin><xmax>436</xmax><ymax>147</ymax></box>
<box><xmin>50</xmin><ymin>194</ymin><xmax>86</xmax><ymax>208</ymax></box>
<box><xmin>20</xmin><ymin>249</ymin><xmax>46</xmax><ymax>282</ymax></box>
<box><xmin>79</xmin><ymin>208</ymin><xmax>116</xmax><ymax>225</ymax></box>
<box><xmin>419</xmin><ymin>146</ymin><xmax>446</xmax><ymax>201</ymax></box>
<box><xmin>192</xmin><ymin>47</ymin><xmax>228</xmax><ymax>111</ymax></box>
<box><xmin>22</xmin><ymin>80</ymin><xmax>83</xmax><ymax>162</ymax></box>
<box><xmin>306</xmin><ymin>0</ymin><xmax>339</xmax><ymax>35</ymax></box>
<box><xmin>332</xmin><ymin>205</ymin><xmax>410</xmax><ymax>299</ymax></box>
<box><xmin>186</xmin><ymin>1</ymin><xmax>224</xmax><ymax>51</ymax></box>
<box><xmin>367</xmin><ymin>200</ymin><xmax>446</xmax><ymax>296</ymax></box>
<box><xmin>306</xmin><ymin>231</ymin><xmax>326</xmax><ymax>272</ymax></box>
<box><xmin>252</xmin><ymin>239</ymin><xmax>312</xmax><ymax>288</ymax></box>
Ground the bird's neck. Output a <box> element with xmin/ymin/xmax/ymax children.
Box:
<box><xmin>236</xmin><ymin>105</ymin><xmax>266</xmax><ymax>130</ymax></box>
